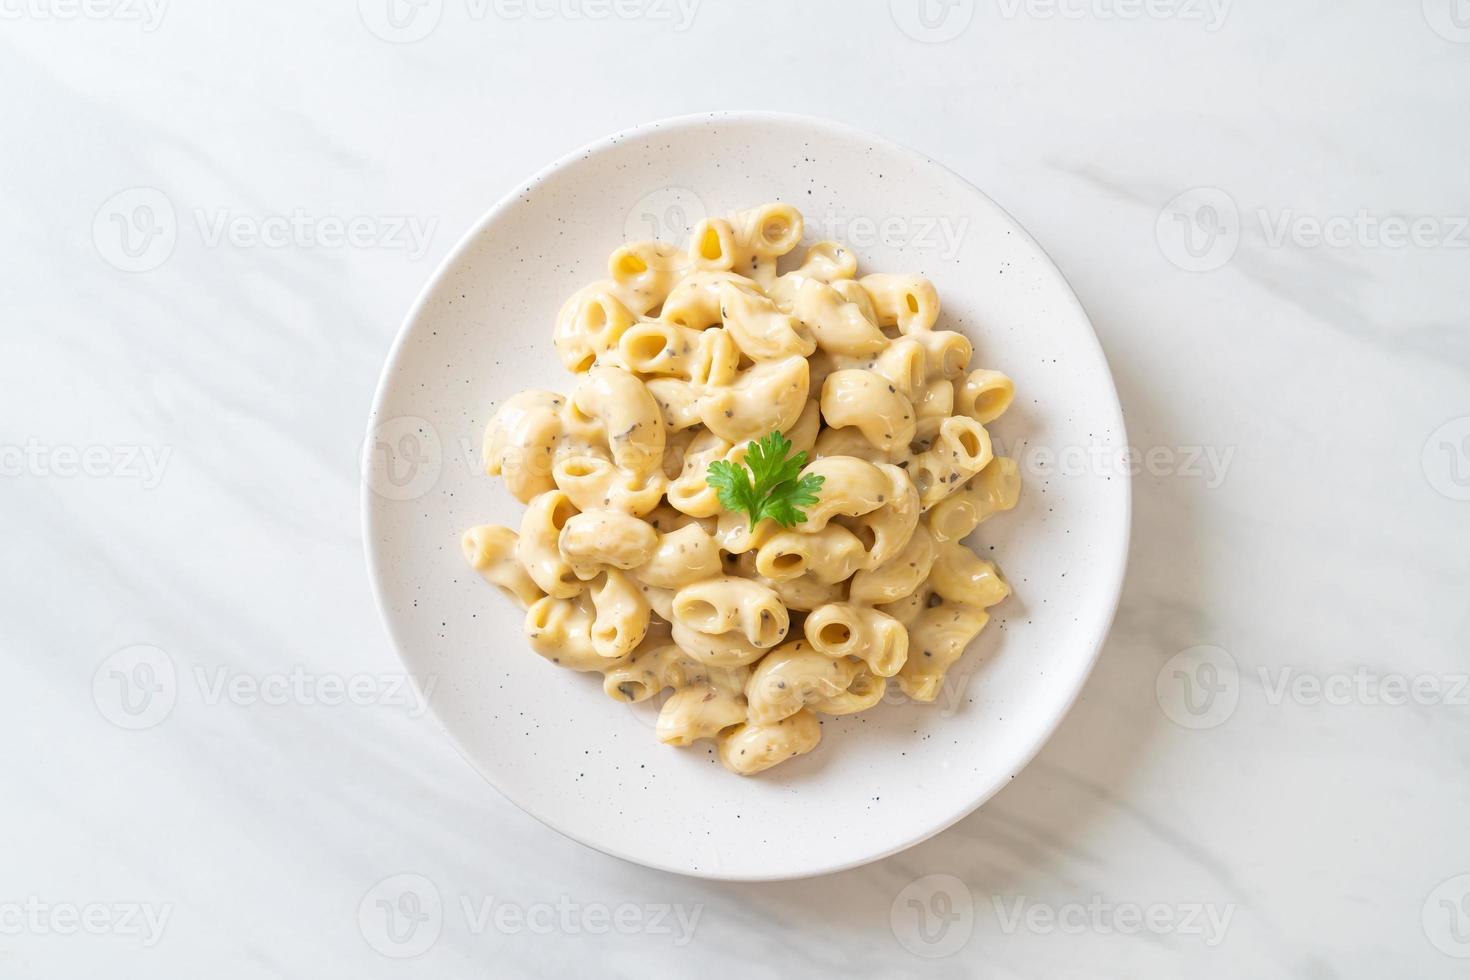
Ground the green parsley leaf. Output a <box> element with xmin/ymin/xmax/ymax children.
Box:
<box><xmin>706</xmin><ymin>430</ymin><xmax>825</xmax><ymax>530</ymax></box>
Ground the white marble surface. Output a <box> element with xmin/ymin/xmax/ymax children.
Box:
<box><xmin>4</xmin><ymin>1</ymin><xmax>1468</xmax><ymax>976</ymax></box>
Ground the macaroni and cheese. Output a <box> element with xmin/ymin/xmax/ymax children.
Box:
<box><xmin>463</xmin><ymin>203</ymin><xmax>1019</xmax><ymax>775</ymax></box>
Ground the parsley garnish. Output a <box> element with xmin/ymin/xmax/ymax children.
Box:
<box><xmin>706</xmin><ymin>431</ymin><xmax>825</xmax><ymax>529</ymax></box>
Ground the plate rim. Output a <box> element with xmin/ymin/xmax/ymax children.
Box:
<box><xmin>361</xmin><ymin>109</ymin><xmax>1132</xmax><ymax>881</ymax></box>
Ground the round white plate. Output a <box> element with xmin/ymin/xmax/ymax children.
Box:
<box><xmin>363</xmin><ymin>111</ymin><xmax>1130</xmax><ymax>881</ymax></box>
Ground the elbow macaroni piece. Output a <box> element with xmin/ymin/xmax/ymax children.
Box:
<box><xmin>588</xmin><ymin>570</ymin><xmax>650</xmax><ymax>659</ymax></box>
<box><xmin>553</xmin><ymin>287</ymin><xmax>638</xmax><ymax>373</ymax></box>
<box><xmin>730</xmin><ymin>552</ymin><xmax>845</xmax><ymax>612</ymax></box>
<box><xmin>789</xmin><ymin>240</ymin><xmax>858</xmax><ymax>285</ymax></box>
<box><xmin>795</xmin><ymin>455</ymin><xmax>889</xmax><ymax>530</ymax></box>
<box><xmin>524</xmin><ymin>593</ymin><xmax>624</xmax><ymax>671</ymax></box>
<box><xmin>897</xmin><ymin>602</ymin><xmax>991</xmax><ymax>703</ymax></box>
<box><xmin>812</xmin><ymin>669</ymin><xmax>886</xmax><ymax>715</ymax></box>
<box><xmin>718</xmin><ymin>710</ymin><xmax>822</xmax><ymax>775</ymax></box>
<box><xmin>618</xmin><ymin>320</ymin><xmax>707</xmax><ymax>377</ymax></box>
<box><xmin>516</xmin><ymin>490</ymin><xmax>582</xmax><ymax>598</ymax></box>
<box><xmin>928</xmin><ymin>542</ymin><xmax>1012</xmax><ymax>609</ymax></box>
<box><xmin>631</xmin><ymin>523</ymin><xmax>723</xmax><ymax>589</ymax></box>
<box><xmin>811</xmin><ymin>423</ymin><xmax>890</xmax><ymax>461</ymax></box>
<box><xmin>699</xmin><ymin>355</ymin><xmax>809</xmax><ymax>444</ymax></box>
<box><xmin>661</xmin><ymin>271</ymin><xmax>753</xmax><ymax>329</ymax></box>
<box><xmin>928</xmin><ymin>457</ymin><xmax>1021</xmax><ymax>543</ymax></box>
<box><xmin>558</xmin><ymin>509</ymin><xmax>659</xmax><ymax>579</ymax></box>
<box><xmin>552</xmin><ymin>455</ymin><xmax>665</xmax><ymax>517</ymax></box>
<box><xmin>608</xmin><ymin>242</ymin><xmax>685</xmax><ymax>315</ymax></box>
<box><xmin>657</xmin><ymin>668</ymin><xmax>750</xmax><ymax>746</ymax></box>
<box><xmin>913</xmin><ymin>330</ymin><xmax>973</xmax><ymax>382</ymax></box>
<box><xmin>955</xmin><ymin>369</ymin><xmax>1014</xmax><ymax>424</ymax></box>
<box><xmin>665</xmin><ymin>431</ymin><xmax>734</xmax><ymax>517</ymax></box>
<box><xmin>462</xmin><ymin>525</ymin><xmax>543</xmax><ymax>609</ymax></box>
<box><xmin>670</xmin><ymin>620</ymin><xmax>767</xmax><ymax>668</ymax></box>
<box><xmin>571</xmin><ymin>365</ymin><xmax>666</xmax><ymax>479</ymax></box>
<box><xmin>820</xmin><ymin>369</ymin><xmax>917</xmax><ymax>453</ymax></box>
<box><xmin>859</xmin><ymin>273</ymin><xmax>940</xmax><ymax>334</ymax></box>
<box><xmin>720</xmin><ymin>280</ymin><xmax>816</xmax><ymax>361</ymax></box>
<box><xmin>873</xmin><ymin>338</ymin><xmax>927</xmax><ymax>398</ymax></box>
<box><xmin>602</xmin><ymin>639</ymin><xmax>708</xmax><ymax>702</ymax></box>
<box><xmin>848</xmin><ymin>522</ymin><xmax>936</xmax><ymax>606</ymax></box>
<box><xmin>794</xmin><ymin>278</ymin><xmax>889</xmax><ymax>357</ymax></box>
<box><xmin>463</xmin><ymin>204</ymin><xmax>1020</xmax><ymax>774</ymax></box>
<box><xmin>745</xmin><ymin>640</ymin><xmax>859</xmax><ymax>725</ymax></box>
<box><xmin>483</xmin><ymin>390</ymin><xmax>566</xmax><ymax>503</ymax></box>
<box><xmin>803</xmin><ymin>603</ymin><xmax>909</xmax><ymax>677</ymax></box>
<box><xmin>909</xmin><ymin>416</ymin><xmax>994</xmax><ymax>510</ymax></box>
<box><xmin>837</xmin><ymin>461</ymin><xmax>920</xmax><ymax>567</ymax></box>
<box><xmin>671</xmin><ymin>576</ymin><xmax>789</xmax><ymax>648</ymax></box>
<box><xmin>754</xmin><ymin>525</ymin><xmax>868</xmax><ymax>584</ymax></box>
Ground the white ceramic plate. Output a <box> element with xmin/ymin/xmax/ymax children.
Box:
<box><xmin>363</xmin><ymin>111</ymin><xmax>1129</xmax><ymax>881</ymax></box>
